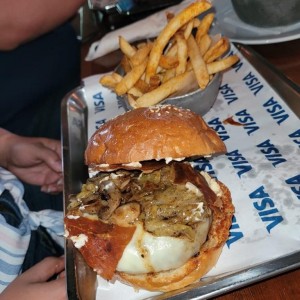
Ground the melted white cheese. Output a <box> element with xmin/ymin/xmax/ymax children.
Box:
<box><xmin>116</xmin><ymin>220</ymin><xmax>210</xmax><ymax>274</ymax></box>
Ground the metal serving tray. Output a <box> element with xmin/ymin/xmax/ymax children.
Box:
<box><xmin>61</xmin><ymin>44</ymin><xmax>300</xmax><ymax>300</ymax></box>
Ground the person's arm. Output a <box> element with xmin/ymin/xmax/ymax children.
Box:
<box><xmin>0</xmin><ymin>0</ymin><xmax>86</xmax><ymax>50</ymax></box>
<box><xmin>0</xmin><ymin>128</ymin><xmax>63</xmax><ymax>193</ymax></box>
<box><xmin>1</xmin><ymin>257</ymin><xmax>66</xmax><ymax>300</ymax></box>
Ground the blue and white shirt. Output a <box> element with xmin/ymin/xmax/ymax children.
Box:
<box><xmin>0</xmin><ymin>167</ymin><xmax>64</xmax><ymax>293</ymax></box>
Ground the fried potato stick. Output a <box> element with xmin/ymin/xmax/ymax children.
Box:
<box><xmin>195</xmin><ymin>13</ymin><xmax>214</xmax><ymax>45</ymax></box>
<box><xmin>145</xmin><ymin>1</ymin><xmax>211</xmax><ymax>82</ymax></box>
<box><xmin>130</xmin><ymin>42</ymin><xmax>153</xmax><ymax>67</ymax></box>
<box><xmin>119</xmin><ymin>36</ymin><xmax>136</xmax><ymax>58</ymax></box>
<box><xmin>115</xmin><ymin>59</ymin><xmax>148</xmax><ymax>95</ymax></box>
<box><xmin>135</xmin><ymin>71</ymin><xmax>195</xmax><ymax>107</ymax></box>
<box><xmin>100</xmin><ymin>73</ymin><xmax>122</xmax><ymax>89</ymax></box>
<box><xmin>187</xmin><ymin>35</ymin><xmax>209</xmax><ymax>89</ymax></box>
<box><xmin>198</xmin><ymin>33</ymin><xmax>212</xmax><ymax>56</ymax></box>
<box><xmin>175</xmin><ymin>32</ymin><xmax>188</xmax><ymax>75</ymax></box>
<box><xmin>203</xmin><ymin>37</ymin><xmax>229</xmax><ymax>63</ymax></box>
<box><xmin>206</xmin><ymin>55</ymin><xmax>239</xmax><ymax>74</ymax></box>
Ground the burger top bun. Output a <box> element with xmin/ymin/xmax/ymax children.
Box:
<box><xmin>85</xmin><ymin>105</ymin><xmax>226</xmax><ymax>167</ymax></box>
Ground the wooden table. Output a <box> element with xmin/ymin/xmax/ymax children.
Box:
<box><xmin>80</xmin><ymin>38</ymin><xmax>300</xmax><ymax>300</ymax></box>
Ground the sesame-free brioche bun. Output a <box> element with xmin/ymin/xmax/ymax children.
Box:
<box><xmin>116</xmin><ymin>181</ymin><xmax>234</xmax><ymax>292</ymax></box>
<box><xmin>85</xmin><ymin>105</ymin><xmax>226</xmax><ymax>167</ymax></box>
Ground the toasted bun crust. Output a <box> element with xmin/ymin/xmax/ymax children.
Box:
<box><xmin>85</xmin><ymin>105</ymin><xmax>226</xmax><ymax>166</ymax></box>
<box><xmin>116</xmin><ymin>180</ymin><xmax>234</xmax><ymax>292</ymax></box>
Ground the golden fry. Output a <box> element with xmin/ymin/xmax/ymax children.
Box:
<box><xmin>119</xmin><ymin>36</ymin><xmax>136</xmax><ymax>58</ymax></box>
<box><xmin>120</xmin><ymin>55</ymin><xmax>132</xmax><ymax>73</ymax></box>
<box><xmin>127</xmin><ymin>93</ymin><xmax>138</xmax><ymax>108</ymax></box>
<box><xmin>203</xmin><ymin>37</ymin><xmax>229</xmax><ymax>63</ymax></box>
<box><xmin>99</xmin><ymin>73</ymin><xmax>122</xmax><ymax>89</ymax></box>
<box><xmin>145</xmin><ymin>1</ymin><xmax>211</xmax><ymax>82</ymax></box>
<box><xmin>165</xmin><ymin>43</ymin><xmax>177</xmax><ymax>57</ymax></box>
<box><xmin>149</xmin><ymin>75</ymin><xmax>161</xmax><ymax>90</ymax></box>
<box><xmin>183</xmin><ymin>19</ymin><xmax>194</xmax><ymax>40</ymax></box>
<box><xmin>159</xmin><ymin>55</ymin><xmax>179</xmax><ymax>69</ymax></box>
<box><xmin>128</xmin><ymin>87</ymin><xmax>143</xmax><ymax>98</ymax></box>
<box><xmin>198</xmin><ymin>33</ymin><xmax>212</xmax><ymax>56</ymax></box>
<box><xmin>115</xmin><ymin>59</ymin><xmax>148</xmax><ymax>95</ymax></box>
<box><xmin>135</xmin><ymin>79</ymin><xmax>150</xmax><ymax>94</ymax></box>
<box><xmin>207</xmin><ymin>55</ymin><xmax>239</xmax><ymax>74</ymax></box>
<box><xmin>193</xmin><ymin>17</ymin><xmax>201</xmax><ymax>28</ymax></box>
<box><xmin>195</xmin><ymin>13</ymin><xmax>214</xmax><ymax>45</ymax></box>
<box><xmin>130</xmin><ymin>42</ymin><xmax>153</xmax><ymax>67</ymax></box>
<box><xmin>135</xmin><ymin>71</ymin><xmax>195</xmax><ymax>107</ymax></box>
<box><xmin>187</xmin><ymin>35</ymin><xmax>209</xmax><ymax>89</ymax></box>
<box><xmin>162</xmin><ymin>68</ymin><xmax>176</xmax><ymax>83</ymax></box>
<box><xmin>175</xmin><ymin>32</ymin><xmax>188</xmax><ymax>75</ymax></box>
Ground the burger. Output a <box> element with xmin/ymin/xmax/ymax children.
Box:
<box><xmin>64</xmin><ymin>105</ymin><xmax>234</xmax><ymax>292</ymax></box>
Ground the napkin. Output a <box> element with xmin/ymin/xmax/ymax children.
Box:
<box><xmin>85</xmin><ymin>0</ymin><xmax>197</xmax><ymax>61</ymax></box>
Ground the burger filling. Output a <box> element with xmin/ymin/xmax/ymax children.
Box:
<box><xmin>66</xmin><ymin>161</ymin><xmax>219</xmax><ymax>274</ymax></box>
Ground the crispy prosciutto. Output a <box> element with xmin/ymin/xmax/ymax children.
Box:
<box><xmin>65</xmin><ymin>216</ymin><xmax>136</xmax><ymax>280</ymax></box>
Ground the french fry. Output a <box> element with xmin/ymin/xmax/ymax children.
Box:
<box><xmin>145</xmin><ymin>1</ymin><xmax>212</xmax><ymax>82</ymax></box>
<box><xmin>159</xmin><ymin>55</ymin><xmax>179</xmax><ymax>69</ymax></box>
<box><xmin>119</xmin><ymin>36</ymin><xmax>136</xmax><ymax>58</ymax></box>
<box><xmin>198</xmin><ymin>33</ymin><xmax>212</xmax><ymax>56</ymax></box>
<box><xmin>165</xmin><ymin>43</ymin><xmax>177</xmax><ymax>57</ymax></box>
<box><xmin>175</xmin><ymin>32</ymin><xmax>188</xmax><ymax>75</ymax></box>
<box><xmin>112</xmin><ymin>72</ymin><xmax>123</xmax><ymax>82</ymax></box>
<box><xmin>207</xmin><ymin>55</ymin><xmax>239</xmax><ymax>74</ymax></box>
<box><xmin>187</xmin><ymin>35</ymin><xmax>209</xmax><ymax>89</ymax></box>
<box><xmin>100</xmin><ymin>73</ymin><xmax>122</xmax><ymax>89</ymax></box>
<box><xmin>193</xmin><ymin>17</ymin><xmax>201</xmax><ymax>28</ymax></box>
<box><xmin>203</xmin><ymin>37</ymin><xmax>229</xmax><ymax>63</ymax></box>
<box><xmin>134</xmin><ymin>79</ymin><xmax>150</xmax><ymax>94</ymax></box>
<box><xmin>115</xmin><ymin>59</ymin><xmax>148</xmax><ymax>95</ymax></box>
<box><xmin>162</xmin><ymin>68</ymin><xmax>176</xmax><ymax>83</ymax></box>
<box><xmin>120</xmin><ymin>55</ymin><xmax>132</xmax><ymax>73</ymax></box>
<box><xmin>130</xmin><ymin>42</ymin><xmax>153</xmax><ymax>67</ymax></box>
<box><xmin>149</xmin><ymin>75</ymin><xmax>161</xmax><ymax>90</ymax></box>
<box><xmin>128</xmin><ymin>87</ymin><xmax>144</xmax><ymax>98</ymax></box>
<box><xmin>136</xmin><ymin>71</ymin><xmax>195</xmax><ymax>107</ymax></box>
<box><xmin>183</xmin><ymin>19</ymin><xmax>194</xmax><ymax>40</ymax></box>
<box><xmin>195</xmin><ymin>13</ymin><xmax>215</xmax><ymax>45</ymax></box>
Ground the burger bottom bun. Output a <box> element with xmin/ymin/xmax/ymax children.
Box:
<box><xmin>116</xmin><ymin>180</ymin><xmax>234</xmax><ymax>292</ymax></box>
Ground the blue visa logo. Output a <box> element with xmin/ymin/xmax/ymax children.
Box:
<box><xmin>288</xmin><ymin>129</ymin><xmax>300</xmax><ymax>147</ymax></box>
<box><xmin>242</xmin><ymin>71</ymin><xmax>264</xmax><ymax>96</ymax></box>
<box><xmin>263</xmin><ymin>97</ymin><xmax>289</xmax><ymax>125</ymax></box>
<box><xmin>207</xmin><ymin>118</ymin><xmax>230</xmax><ymax>141</ymax></box>
<box><xmin>226</xmin><ymin>149</ymin><xmax>253</xmax><ymax>178</ymax></box>
<box><xmin>256</xmin><ymin>139</ymin><xmax>287</xmax><ymax>167</ymax></box>
<box><xmin>249</xmin><ymin>186</ymin><xmax>284</xmax><ymax>233</ymax></box>
<box><xmin>285</xmin><ymin>174</ymin><xmax>300</xmax><ymax>200</ymax></box>
<box><xmin>235</xmin><ymin>109</ymin><xmax>259</xmax><ymax>135</ymax></box>
<box><xmin>93</xmin><ymin>92</ymin><xmax>105</xmax><ymax>114</ymax></box>
<box><xmin>219</xmin><ymin>83</ymin><xmax>239</xmax><ymax>105</ymax></box>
